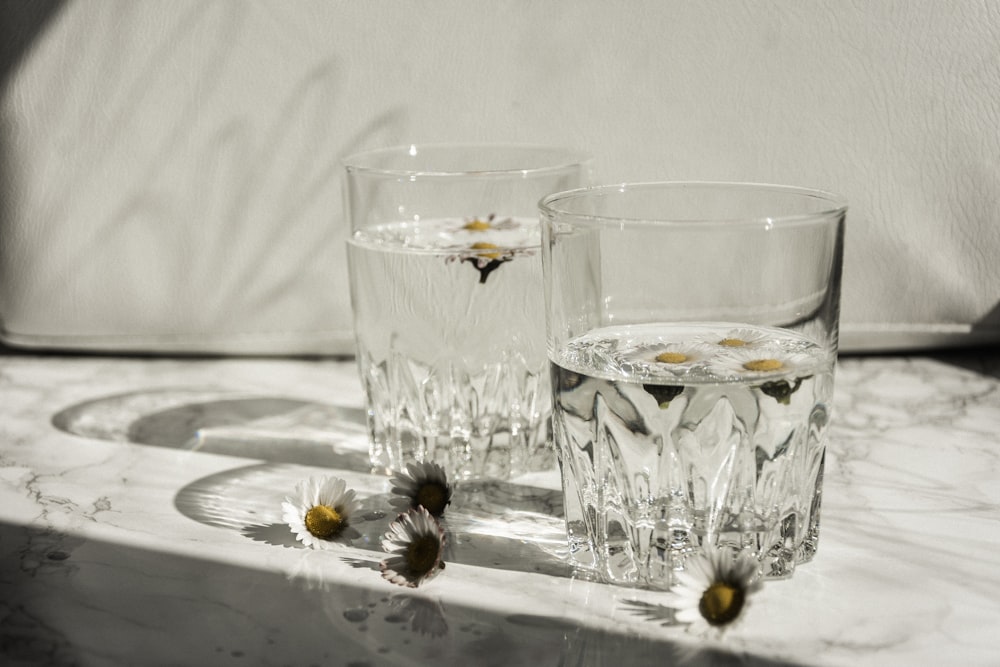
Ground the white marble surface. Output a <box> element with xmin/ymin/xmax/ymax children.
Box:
<box><xmin>1</xmin><ymin>350</ymin><xmax>998</xmax><ymax>666</ymax></box>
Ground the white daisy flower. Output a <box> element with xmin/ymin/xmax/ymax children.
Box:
<box><xmin>662</xmin><ymin>547</ymin><xmax>763</xmax><ymax>636</ymax></box>
<box><xmin>380</xmin><ymin>507</ymin><xmax>447</xmax><ymax>588</ymax></box>
<box><xmin>441</xmin><ymin>215</ymin><xmax>534</xmax><ymax>284</ymax></box>
<box><xmin>389</xmin><ymin>461</ymin><xmax>453</xmax><ymax>517</ymax></box>
<box><xmin>459</xmin><ymin>214</ymin><xmax>495</xmax><ymax>232</ymax></box>
<box><xmin>650</xmin><ymin>342</ymin><xmax>714</xmax><ymax>368</ymax></box>
<box><xmin>701</xmin><ymin>327</ymin><xmax>772</xmax><ymax>349</ymax></box>
<box><xmin>281</xmin><ymin>476</ymin><xmax>362</xmax><ymax>549</ymax></box>
<box><xmin>710</xmin><ymin>348</ymin><xmax>816</xmax><ymax>380</ymax></box>
<box><xmin>455</xmin><ymin>213</ymin><xmax>517</xmax><ymax>233</ymax></box>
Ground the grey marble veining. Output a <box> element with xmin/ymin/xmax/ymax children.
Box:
<box><xmin>1</xmin><ymin>351</ymin><xmax>999</xmax><ymax>666</ymax></box>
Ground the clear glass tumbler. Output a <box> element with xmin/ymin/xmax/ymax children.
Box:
<box><xmin>344</xmin><ymin>144</ymin><xmax>590</xmax><ymax>480</ymax></box>
<box><xmin>540</xmin><ymin>182</ymin><xmax>846</xmax><ymax>588</ymax></box>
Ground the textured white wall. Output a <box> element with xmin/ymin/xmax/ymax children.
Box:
<box><xmin>1</xmin><ymin>0</ymin><xmax>998</xmax><ymax>353</ymax></box>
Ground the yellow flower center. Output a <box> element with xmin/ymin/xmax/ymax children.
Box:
<box><xmin>405</xmin><ymin>534</ymin><xmax>440</xmax><ymax>575</ymax></box>
<box><xmin>304</xmin><ymin>505</ymin><xmax>344</xmax><ymax>539</ymax></box>
<box><xmin>463</xmin><ymin>219</ymin><xmax>492</xmax><ymax>231</ymax></box>
<box><xmin>699</xmin><ymin>581</ymin><xmax>745</xmax><ymax>626</ymax></box>
<box><xmin>655</xmin><ymin>351</ymin><xmax>689</xmax><ymax>364</ymax></box>
<box><xmin>743</xmin><ymin>358</ymin><xmax>784</xmax><ymax>372</ymax></box>
<box><xmin>416</xmin><ymin>483</ymin><xmax>449</xmax><ymax>516</ymax></box>
<box><xmin>719</xmin><ymin>338</ymin><xmax>747</xmax><ymax>347</ymax></box>
<box><xmin>470</xmin><ymin>242</ymin><xmax>501</xmax><ymax>259</ymax></box>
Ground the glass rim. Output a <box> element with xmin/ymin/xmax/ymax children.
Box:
<box><xmin>539</xmin><ymin>181</ymin><xmax>848</xmax><ymax>228</ymax></box>
<box><xmin>342</xmin><ymin>142</ymin><xmax>592</xmax><ymax>178</ymax></box>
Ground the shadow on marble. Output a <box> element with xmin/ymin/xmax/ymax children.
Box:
<box><xmin>174</xmin><ymin>462</ymin><xmax>575</xmax><ymax>579</ymax></box>
<box><xmin>928</xmin><ymin>348</ymin><xmax>1000</xmax><ymax>380</ymax></box>
<box><xmin>0</xmin><ymin>520</ymin><xmax>806</xmax><ymax>667</ymax></box>
<box><xmin>52</xmin><ymin>388</ymin><xmax>581</xmax><ymax>580</ymax></box>
<box><xmin>51</xmin><ymin>387</ymin><xmax>371</xmax><ymax>470</ymax></box>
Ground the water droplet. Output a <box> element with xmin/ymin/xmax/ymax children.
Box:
<box><xmin>343</xmin><ymin>608</ymin><xmax>369</xmax><ymax>623</ymax></box>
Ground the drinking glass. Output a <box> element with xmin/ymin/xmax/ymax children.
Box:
<box><xmin>344</xmin><ymin>144</ymin><xmax>590</xmax><ymax>480</ymax></box>
<box><xmin>540</xmin><ymin>182</ymin><xmax>846</xmax><ymax>588</ymax></box>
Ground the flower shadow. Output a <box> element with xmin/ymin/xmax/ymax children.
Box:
<box><xmin>241</xmin><ymin>522</ymin><xmax>301</xmax><ymax>548</ymax></box>
<box><xmin>619</xmin><ymin>599</ymin><xmax>681</xmax><ymax>627</ymax></box>
<box><xmin>340</xmin><ymin>556</ymin><xmax>380</xmax><ymax>572</ymax></box>
<box><xmin>241</xmin><ymin>522</ymin><xmax>363</xmax><ymax>548</ymax></box>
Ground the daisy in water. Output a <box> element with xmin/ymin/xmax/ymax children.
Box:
<box><xmin>281</xmin><ymin>476</ymin><xmax>361</xmax><ymax>549</ymax></box>
<box><xmin>710</xmin><ymin>347</ymin><xmax>817</xmax><ymax>381</ymax></box>
<box><xmin>650</xmin><ymin>342</ymin><xmax>715</xmax><ymax>369</ymax></box>
<box><xmin>701</xmin><ymin>327</ymin><xmax>772</xmax><ymax>350</ymax></box>
<box><xmin>447</xmin><ymin>214</ymin><xmax>534</xmax><ymax>284</ymax></box>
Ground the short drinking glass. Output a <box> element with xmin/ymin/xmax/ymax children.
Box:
<box><xmin>540</xmin><ymin>182</ymin><xmax>846</xmax><ymax>587</ymax></box>
<box><xmin>345</xmin><ymin>144</ymin><xmax>590</xmax><ymax>480</ymax></box>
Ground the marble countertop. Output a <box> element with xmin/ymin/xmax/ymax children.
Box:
<box><xmin>1</xmin><ymin>350</ymin><xmax>998</xmax><ymax>666</ymax></box>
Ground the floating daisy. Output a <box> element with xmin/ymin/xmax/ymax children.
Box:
<box><xmin>650</xmin><ymin>342</ymin><xmax>714</xmax><ymax>369</ymax></box>
<box><xmin>380</xmin><ymin>506</ymin><xmax>447</xmax><ymax>588</ymax></box>
<box><xmin>457</xmin><ymin>213</ymin><xmax>517</xmax><ymax>232</ymax></box>
<box><xmin>662</xmin><ymin>547</ymin><xmax>763</xmax><ymax>636</ymax></box>
<box><xmin>711</xmin><ymin>348</ymin><xmax>816</xmax><ymax>380</ymax></box>
<box><xmin>389</xmin><ymin>461</ymin><xmax>453</xmax><ymax>517</ymax></box>
<box><xmin>462</xmin><ymin>215</ymin><xmax>494</xmax><ymax>232</ymax></box>
<box><xmin>281</xmin><ymin>476</ymin><xmax>361</xmax><ymax>549</ymax></box>
<box><xmin>443</xmin><ymin>216</ymin><xmax>534</xmax><ymax>283</ymax></box>
<box><xmin>701</xmin><ymin>327</ymin><xmax>772</xmax><ymax>349</ymax></box>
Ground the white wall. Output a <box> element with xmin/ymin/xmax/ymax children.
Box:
<box><xmin>1</xmin><ymin>0</ymin><xmax>998</xmax><ymax>353</ymax></box>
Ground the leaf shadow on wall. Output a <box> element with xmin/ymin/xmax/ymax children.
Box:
<box><xmin>0</xmin><ymin>2</ymin><xmax>405</xmax><ymax>351</ymax></box>
<box><xmin>0</xmin><ymin>1</ymin><xmax>65</xmax><ymax>88</ymax></box>
<box><xmin>0</xmin><ymin>1</ymin><xmax>65</xmax><ymax>338</ymax></box>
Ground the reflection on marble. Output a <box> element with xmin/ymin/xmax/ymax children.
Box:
<box><xmin>2</xmin><ymin>351</ymin><xmax>1000</xmax><ymax>666</ymax></box>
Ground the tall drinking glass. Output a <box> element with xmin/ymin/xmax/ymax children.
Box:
<box><xmin>540</xmin><ymin>182</ymin><xmax>846</xmax><ymax>588</ymax></box>
<box><xmin>344</xmin><ymin>144</ymin><xmax>590</xmax><ymax>480</ymax></box>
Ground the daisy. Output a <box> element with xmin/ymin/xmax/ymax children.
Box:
<box><xmin>389</xmin><ymin>461</ymin><xmax>453</xmax><ymax>517</ymax></box>
<box><xmin>281</xmin><ymin>476</ymin><xmax>361</xmax><ymax>549</ymax></box>
<box><xmin>457</xmin><ymin>214</ymin><xmax>517</xmax><ymax>232</ymax></box>
<box><xmin>442</xmin><ymin>215</ymin><xmax>535</xmax><ymax>284</ymax></box>
<box><xmin>662</xmin><ymin>547</ymin><xmax>763</xmax><ymax>635</ymax></box>
<box><xmin>380</xmin><ymin>506</ymin><xmax>447</xmax><ymax>588</ymax></box>
<box><xmin>461</xmin><ymin>215</ymin><xmax>495</xmax><ymax>232</ymax></box>
<box><xmin>710</xmin><ymin>348</ymin><xmax>816</xmax><ymax>380</ymax></box>
<box><xmin>650</xmin><ymin>342</ymin><xmax>714</xmax><ymax>368</ymax></box>
<box><xmin>701</xmin><ymin>327</ymin><xmax>772</xmax><ymax>350</ymax></box>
